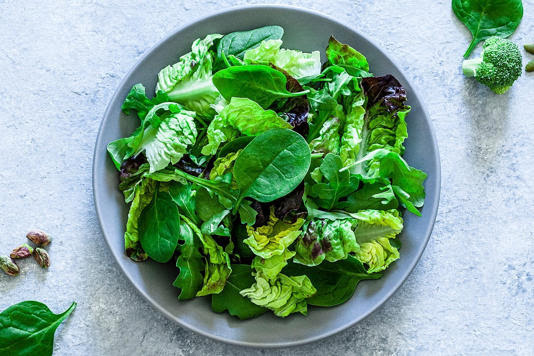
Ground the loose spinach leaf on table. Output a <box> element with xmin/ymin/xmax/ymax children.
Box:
<box><xmin>233</xmin><ymin>128</ymin><xmax>311</xmax><ymax>204</ymax></box>
<box><xmin>212</xmin><ymin>65</ymin><xmax>308</xmax><ymax>109</ymax></box>
<box><xmin>0</xmin><ymin>301</ymin><xmax>76</xmax><ymax>356</ymax></box>
<box><xmin>215</xmin><ymin>26</ymin><xmax>284</xmax><ymax>67</ymax></box>
<box><xmin>211</xmin><ymin>264</ymin><xmax>267</xmax><ymax>319</ymax></box>
<box><xmin>452</xmin><ymin>0</ymin><xmax>524</xmax><ymax>58</ymax></box>
<box><xmin>139</xmin><ymin>187</ymin><xmax>181</xmax><ymax>263</ymax></box>
<box><xmin>284</xmin><ymin>257</ymin><xmax>382</xmax><ymax>307</ymax></box>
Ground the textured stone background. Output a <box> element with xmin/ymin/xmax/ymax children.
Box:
<box><xmin>1</xmin><ymin>0</ymin><xmax>533</xmax><ymax>354</ymax></box>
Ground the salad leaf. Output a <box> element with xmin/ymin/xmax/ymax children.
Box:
<box><xmin>244</xmin><ymin>39</ymin><xmax>321</xmax><ymax>79</ymax></box>
<box><xmin>0</xmin><ymin>301</ymin><xmax>76</xmax><ymax>356</ymax></box>
<box><xmin>284</xmin><ymin>256</ymin><xmax>381</xmax><ymax>307</ymax></box>
<box><xmin>216</xmin><ymin>26</ymin><xmax>284</xmax><ymax>64</ymax></box>
<box><xmin>201</xmin><ymin>209</ymin><xmax>231</xmax><ymax>237</ymax></box>
<box><xmin>326</xmin><ymin>36</ymin><xmax>370</xmax><ymax>77</ymax></box>
<box><xmin>339</xmin><ymin>102</ymin><xmax>366</xmax><ymax>167</ymax></box>
<box><xmin>452</xmin><ymin>0</ymin><xmax>524</xmax><ymax>58</ymax></box>
<box><xmin>212</xmin><ymin>65</ymin><xmax>308</xmax><ymax>109</ymax></box>
<box><xmin>335</xmin><ymin>182</ymin><xmax>398</xmax><ymax>211</ymax></box>
<box><xmin>217</xmin><ymin>136</ymin><xmax>254</xmax><ymax>158</ymax></box>
<box><xmin>173</xmin><ymin>221</ymin><xmax>204</xmax><ymax>300</ymax></box>
<box><xmin>122</xmin><ymin>83</ymin><xmax>169</xmax><ymax>121</ymax></box>
<box><xmin>201</xmin><ymin>97</ymin><xmax>291</xmax><ymax>155</ymax></box>
<box><xmin>139</xmin><ymin>111</ymin><xmax>198</xmax><ymax>173</ymax></box>
<box><xmin>209</xmin><ymin>149</ymin><xmax>242</xmax><ymax>183</ymax></box>
<box><xmin>251</xmin><ymin>249</ymin><xmax>296</xmax><ymax>280</ymax></box>
<box><xmin>307</xmin><ymin>153</ymin><xmax>359</xmax><ymax>210</ymax></box>
<box><xmin>233</xmin><ymin>128</ymin><xmax>311</xmax><ymax>203</ymax></box>
<box><xmin>156</xmin><ymin>34</ymin><xmax>222</xmax><ymax>116</ymax></box>
<box><xmin>139</xmin><ymin>187</ymin><xmax>181</xmax><ymax>263</ymax></box>
<box><xmin>211</xmin><ymin>264</ymin><xmax>268</xmax><ymax>319</ymax></box>
<box><xmin>294</xmin><ymin>219</ymin><xmax>359</xmax><ymax>266</ymax></box>
<box><xmin>240</xmin><ymin>271</ymin><xmax>316</xmax><ymax>317</ymax></box>
<box><xmin>355</xmin><ymin>237</ymin><xmax>400</xmax><ymax>273</ymax></box>
<box><xmin>124</xmin><ymin>179</ymin><xmax>155</xmax><ymax>261</ymax></box>
<box><xmin>168</xmin><ymin>182</ymin><xmax>199</xmax><ymax>225</ymax></box>
<box><xmin>244</xmin><ymin>207</ymin><xmax>304</xmax><ymax>259</ymax></box>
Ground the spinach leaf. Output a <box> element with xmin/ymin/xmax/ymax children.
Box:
<box><xmin>201</xmin><ymin>209</ymin><xmax>231</xmax><ymax>236</ymax></box>
<box><xmin>211</xmin><ymin>264</ymin><xmax>268</xmax><ymax>319</ymax></box>
<box><xmin>0</xmin><ymin>301</ymin><xmax>76</xmax><ymax>356</ymax></box>
<box><xmin>169</xmin><ymin>182</ymin><xmax>199</xmax><ymax>225</ymax></box>
<box><xmin>216</xmin><ymin>26</ymin><xmax>284</xmax><ymax>65</ymax></box>
<box><xmin>233</xmin><ymin>128</ymin><xmax>311</xmax><ymax>204</ymax></box>
<box><xmin>284</xmin><ymin>257</ymin><xmax>382</xmax><ymax>307</ymax></box>
<box><xmin>335</xmin><ymin>182</ymin><xmax>399</xmax><ymax>211</ymax></box>
<box><xmin>452</xmin><ymin>0</ymin><xmax>523</xmax><ymax>58</ymax></box>
<box><xmin>139</xmin><ymin>187</ymin><xmax>181</xmax><ymax>263</ymax></box>
<box><xmin>173</xmin><ymin>221</ymin><xmax>204</xmax><ymax>300</ymax></box>
<box><xmin>212</xmin><ymin>65</ymin><xmax>308</xmax><ymax>109</ymax></box>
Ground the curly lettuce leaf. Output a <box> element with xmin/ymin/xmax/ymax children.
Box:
<box><xmin>201</xmin><ymin>97</ymin><xmax>291</xmax><ymax>155</ymax></box>
<box><xmin>244</xmin><ymin>208</ymin><xmax>304</xmax><ymax>259</ymax></box>
<box><xmin>244</xmin><ymin>39</ymin><xmax>321</xmax><ymax>79</ymax></box>
<box><xmin>139</xmin><ymin>111</ymin><xmax>198</xmax><ymax>173</ymax></box>
<box><xmin>240</xmin><ymin>271</ymin><xmax>316</xmax><ymax>317</ymax></box>
<box><xmin>156</xmin><ymin>34</ymin><xmax>222</xmax><ymax>117</ymax></box>
<box><xmin>251</xmin><ymin>249</ymin><xmax>296</xmax><ymax>280</ymax></box>
<box><xmin>124</xmin><ymin>179</ymin><xmax>155</xmax><ymax>261</ymax></box>
<box><xmin>339</xmin><ymin>103</ymin><xmax>366</xmax><ymax>167</ymax></box>
<box><xmin>294</xmin><ymin>219</ymin><xmax>359</xmax><ymax>266</ymax></box>
<box><xmin>209</xmin><ymin>149</ymin><xmax>242</xmax><ymax>183</ymax></box>
<box><xmin>355</xmin><ymin>237</ymin><xmax>400</xmax><ymax>273</ymax></box>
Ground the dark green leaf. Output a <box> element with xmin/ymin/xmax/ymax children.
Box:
<box><xmin>452</xmin><ymin>0</ymin><xmax>523</xmax><ymax>58</ymax></box>
<box><xmin>216</xmin><ymin>26</ymin><xmax>284</xmax><ymax>65</ymax></box>
<box><xmin>212</xmin><ymin>65</ymin><xmax>307</xmax><ymax>109</ymax></box>
<box><xmin>217</xmin><ymin>136</ymin><xmax>254</xmax><ymax>158</ymax></box>
<box><xmin>233</xmin><ymin>128</ymin><xmax>311</xmax><ymax>203</ymax></box>
<box><xmin>139</xmin><ymin>188</ymin><xmax>181</xmax><ymax>263</ymax></box>
<box><xmin>201</xmin><ymin>210</ymin><xmax>231</xmax><ymax>236</ymax></box>
<box><xmin>0</xmin><ymin>301</ymin><xmax>76</xmax><ymax>356</ymax></box>
<box><xmin>173</xmin><ymin>221</ymin><xmax>205</xmax><ymax>300</ymax></box>
<box><xmin>284</xmin><ymin>257</ymin><xmax>382</xmax><ymax>307</ymax></box>
<box><xmin>169</xmin><ymin>182</ymin><xmax>199</xmax><ymax>225</ymax></box>
<box><xmin>335</xmin><ymin>182</ymin><xmax>398</xmax><ymax>211</ymax></box>
<box><xmin>211</xmin><ymin>264</ymin><xmax>268</xmax><ymax>319</ymax></box>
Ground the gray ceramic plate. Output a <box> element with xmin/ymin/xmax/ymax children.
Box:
<box><xmin>93</xmin><ymin>5</ymin><xmax>440</xmax><ymax>347</ymax></box>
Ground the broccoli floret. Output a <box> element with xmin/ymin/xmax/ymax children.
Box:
<box><xmin>462</xmin><ymin>37</ymin><xmax>522</xmax><ymax>94</ymax></box>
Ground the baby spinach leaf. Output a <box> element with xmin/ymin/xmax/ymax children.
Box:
<box><xmin>216</xmin><ymin>26</ymin><xmax>284</xmax><ymax>65</ymax></box>
<box><xmin>284</xmin><ymin>257</ymin><xmax>382</xmax><ymax>307</ymax></box>
<box><xmin>173</xmin><ymin>221</ymin><xmax>205</xmax><ymax>300</ymax></box>
<box><xmin>212</xmin><ymin>65</ymin><xmax>308</xmax><ymax>109</ymax></box>
<box><xmin>169</xmin><ymin>182</ymin><xmax>199</xmax><ymax>225</ymax></box>
<box><xmin>201</xmin><ymin>209</ymin><xmax>231</xmax><ymax>236</ymax></box>
<box><xmin>139</xmin><ymin>188</ymin><xmax>181</xmax><ymax>263</ymax></box>
<box><xmin>452</xmin><ymin>0</ymin><xmax>523</xmax><ymax>58</ymax></box>
<box><xmin>335</xmin><ymin>182</ymin><xmax>398</xmax><ymax>211</ymax></box>
<box><xmin>233</xmin><ymin>128</ymin><xmax>311</xmax><ymax>203</ymax></box>
<box><xmin>211</xmin><ymin>264</ymin><xmax>268</xmax><ymax>319</ymax></box>
<box><xmin>0</xmin><ymin>301</ymin><xmax>76</xmax><ymax>356</ymax></box>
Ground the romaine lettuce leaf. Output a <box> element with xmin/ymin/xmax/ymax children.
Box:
<box><xmin>244</xmin><ymin>207</ymin><xmax>304</xmax><ymax>259</ymax></box>
<box><xmin>244</xmin><ymin>39</ymin><xmax>321</xmax><ymax>79</ymax></box>
<box><xmin>201</xmin><ymin>97</ymin><xmax>291</xmax><ymax>155</ymax></box>
<box><xmin>326</xmin><ymin>36</ymin><xmax>370</xmax><ymax>77</ymax></box>
<box><xmin>240</xmin><ymin>271</ymin><xmax>316</xmax><ymax>317</ymax></box>
<box><xmin>156</xmin><ymin>34</ymin><xmax>222</xmax><ymax>117</ymax></box>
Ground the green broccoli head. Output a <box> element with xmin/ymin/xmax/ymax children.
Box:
<box><xmin>462</xmin><ymin>37</ymin><xmax>522</xmax><ymax>94</ymax></box>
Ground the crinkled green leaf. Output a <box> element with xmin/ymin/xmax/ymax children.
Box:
<box><xmin>326</xmin><ymin>36</ymin><xmax>370</xmax><ymax>77</ymax></box>
<box><xmin>240</xmin><ymin>271</ymin><xmax>316</xmax><ymax>317</ymax></box>
<box><xmin>244</xmin><ymin>207</ymin><xmax>304</xmax><ymax>259</ymax></box>
<box><xmin>201</xmin><ymin>97</ymin><xmax>290</xmax><ymax>155</ymax></box>
<box><xmin>294</xmin><ymin>219</ymin><xmax>359</xmax><ymax>266</ymax></box>
<box><xmin>124</xmin><ymin>179</ymin><xmax>155</xmax><ymax>261</ymax></box>
<box><xmin>156</xmin><ymin>34</ymin><xmax>222</xmax><ymax>117</ymax></box>
<box><xmin>244</xmin><ymin>39</ymin><xmax>321</xmax><ymax>79</ymax></box>
<box><xmin>355</xmin><ymin>237</ymin><xmax>400</xmax><ymax>273</ymax></box>
<box><xmin>251</xmin><ymin>249</ymin><xmax>296</xmax><ymax>280</ymax></box>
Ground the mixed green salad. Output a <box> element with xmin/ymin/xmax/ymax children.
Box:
<box><xmin>107</xmin><ymin>25</ymin><xmax>427</xmax><ymax>319</ymax></box>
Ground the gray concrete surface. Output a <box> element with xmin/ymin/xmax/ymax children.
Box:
<box><xmin>1</xmin><ymin>0</ymin><xmax>533</xmax><ymax>354</ymax></box>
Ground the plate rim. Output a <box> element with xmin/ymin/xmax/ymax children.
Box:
<box><xmin>92</xmin><ymin>4</ymin><xmax>441</xmax><ymax>348</ymax></box>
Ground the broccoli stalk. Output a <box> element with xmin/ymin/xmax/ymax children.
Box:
<box><xmin>462</xmin><ymin>37</ymin><xmax>522</xmax><ymax>94</ymax></box>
